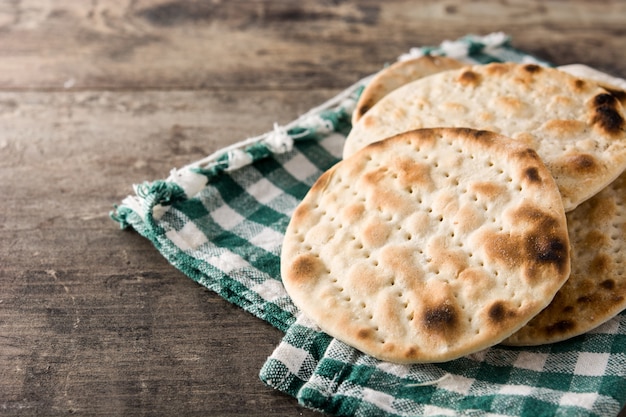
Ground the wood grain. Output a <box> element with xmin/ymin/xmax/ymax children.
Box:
<box><xmin>1</xmin><ymin>1</ymin><xmax>625</xmax><ymax>416</ymax></box>
<box><xmin>0</xmin><ymin>89</ymin><xmax>325</xmax><ymax>415</ymax></box>
<box><xmin>0</xmin><ymin>0</ymin><xmax>624</xmax><ymax>91</ymax></box>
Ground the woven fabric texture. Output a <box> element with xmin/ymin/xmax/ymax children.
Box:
<box><xmin>113</xmin><ymin>33</ymin><xmax>626</xmax><ymax>417</ymax></box>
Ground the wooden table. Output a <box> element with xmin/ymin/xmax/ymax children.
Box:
<box><xmin>1</xmin><ymin>1</ymin><xmax>625</xmax><ymax>415</ymax></box>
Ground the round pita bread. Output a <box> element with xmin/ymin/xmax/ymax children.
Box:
<box><xmin>352</xmin><ymin>55</ymin><xmax>464</xmax><ymax>125</ymax></box>
<box><xmin>282</xmin><ymin>128</ymin><xmax>570</xmax><ymax>363</ymax></box>
<box><xmin>505</xmin><ymin>170</ymin><xmax>626</xmax><ymax>345</ymax></box>
<box><xmin>344</xmin><ymin>62</ymin><xmax>626</xmax><ymax>212</ymax></box>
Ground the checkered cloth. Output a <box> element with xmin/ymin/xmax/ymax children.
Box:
<box><xmin>112</xmin><ymin>33</ymin><xmax>626</xmax><ymax>417</ymax></box>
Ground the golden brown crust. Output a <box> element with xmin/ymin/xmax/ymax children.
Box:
<box><xmin>505</xmin><ymin>171</ymin><xmax>626</xmax><ymax>345</ymax></box>
<box><xmin>344</xmin><ymin>62</ymin><xmax>626</xmax><ymax>212</ymax></box>
<box><xmin>282</xmin><ymin>127</ymin><xmax>570</xmax><ymax>363</ymax></box>
<box><xmin>589</xmin><ymin>93</ymin><xmax>625</xmax><ymax>137</ymax></box>
<box><xmin>457</xmin><ymin>69</ymin><xmax>481</xmax><ymax>87</ymax></box>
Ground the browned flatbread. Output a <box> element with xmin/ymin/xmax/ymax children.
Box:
<box><xmin>282</xmin><ymin>128</ymin><xmax>570</xmax><ymax>363</ymax></box>
<box><xmin>352</xmin><ymin>56</ymin><xmax>464</xmax><ymax>124</ymax></box>
<box><xmin>344</xmin><ymin>62</ymin><xmax>626</xmax><ymax>212</ymax></box>
<box><xmin>505</xmin><ymin>170</ymin><xmax>626</xmax><ymax>345</ymax></box>
<box><xmin>559</xmin><ymin>64</ymin><xmax>626</xmax><ymax>107</ymax></box>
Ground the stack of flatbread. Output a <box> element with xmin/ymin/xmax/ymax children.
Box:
<box><xmin>281</xmin><ymin>56</ymin><xmax>626</xmax><ymax>363</ymax></box>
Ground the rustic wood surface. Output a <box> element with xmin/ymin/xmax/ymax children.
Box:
<box><xmin>1</xmin><ymin>1</ymin><xmax>625</xmax><ymax>416</ymax></box>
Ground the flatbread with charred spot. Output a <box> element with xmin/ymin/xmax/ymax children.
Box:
<box><xmin>344</xmin><ymin>62</ymin><xmax>626</xmax><ymax>212</ymax></box>
<box><xmin>281</xmin><ymin>128</ymin><xmax>570</xmax><ymax>363</ymax></box>
<box><xmin>505</xmin><ymin>170</ymin><xmax>626</xmax><ymax>346</ymax></box>
<box><xmin>559</xmin><ymin>63</ymin><xmax>626</xmax><ymax>107</ymax></box>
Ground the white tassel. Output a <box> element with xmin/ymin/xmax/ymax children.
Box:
<box><xmin>264</xmin><ymin>123</ymin><xmax>293</xmax><ymax>154</ymax></box>
<box><xmin>339</xmin><ymin>97</ymin><xmax>358</xmax><ymax>117</ymax></box>
<box><xmin>120</xmin><ymin>195</ymin><xmax>144</xmax><ymax>220</ymax></box>
<box><xmin>398</xmin><ymin>47</ymin><xmax>426</xmax><ymax>62</ymax></box>
<box><xmin>479</xmin><ymin>32</ymin><xmax>509</xmax><ymax>48</ymax></box>
<box><xmin>167</xmin><ymin>167</ymin><xmax>208</xmax><ymax>197</ymax></box>
<box><xmin>298</xmin><ymin>114</ymin><xmax>334</xmax><ymax>136</ymax></box>
<box><xmin>225</xmin><ymin>148</ymin><xmax>254</xmax><ymax>172</ymax></box>
<box><xmin>439</xmin><ymin>39</ymin><xmax>470</xmax><ymax>59</ymax></box>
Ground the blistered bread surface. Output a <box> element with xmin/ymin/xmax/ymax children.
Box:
<box><xmin>282</xmin><ymin>128</ymin><xmax>570</xmax><ymax>363</ymax></box>
<box><xmin>344</xmin><ymin>63</ymin><xmax>626</xmax><ymax>211</ymax></box>
<box><xmin>506</xmin><ymin>171</ymin><xmax>626</xmax><ymax>345</ymax></box>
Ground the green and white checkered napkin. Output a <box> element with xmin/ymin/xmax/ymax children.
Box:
<box><xmin>112</xmin><ymin>33</ymin><xmax>626</xmax><ymax>417</ymax></box>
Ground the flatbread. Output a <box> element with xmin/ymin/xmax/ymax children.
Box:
<box><xmin>505</xmin><ymin>170</ymin><xmax>626</xmax><ymax>345</ymax></box>
<box><xmin>343</xmin><ymin>62</ymin><xmax>626</xmax><ymax>212</ymax></box>
<box><xmin>559</xmin><ymin>64</ymin><xmax>626</xmax><ymax>108</ymax></box>
<box><xmin>352</xmin><ymin>55</ymin><xmax>464</xmax><ymax>124</ymax></box>
<box><xmin>282</xmin><ymin>128</ymin><xmax>570</xmax><ymax>363</ymax></box>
